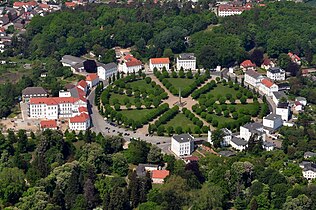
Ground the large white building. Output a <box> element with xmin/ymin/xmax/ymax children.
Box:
<box><xmin>263</xmin><ymin>113</ymin><xmax>283</xmax><ymax>130</ymax></box>
<box><xmin>149</xmin><ymin>58</ymin><xmax>170</xmax><ymax>71</ymax></box>
<box><xmin>176</xmin><ymin>53</ymin><xmax>196</xmax><ymax>71</ymax></box>
<box><xmin>97</xmin><ymin>62</ymin><xmax>117</xmax><ymax>80</ymax></box>
<box><xmin>244</xmin><ymin>69</ymin><xmax>263</xmax><ymax>87</ymax></box>
<box><xmin>121</xmin><ymin>54</ymin><xmax>142</xmax><ymax>73</ymax></box>
<box><xmin>60</xmin><ymin>55</ymin><xmax>85</xmax><ymax>72</ymax></box>
<box><xmin>240</xmin><ymin>122</ymin><xmax>264</xmax><ymax>141</ymax></box>
<box><xmin>171</xmin><ymin>134</ymin><xmax>194</xmax><ymax>157</ymax></box>
<box><xmin>230</xmin><ymin>136</ymin><xmax>247</xmax><ymax>151</ymax></box>
<box><xmin>217</xmin><ymin>4</ymin><xmax>251</xmax><ymax>17</ymax></box>
<box><xmin>86</xmin><ymin>73</ymin><xmax>99</xmax><ymax>88</ymax></box>
<box><xmin>267</xmin><ymin>67</ymin><xmax>285</xmax><ymax>81</ymax></box>
<box><xmin>208</xmin><ymin>128</ymin><xmax>232</xmax><ymax>147</ymax></box>
<box><xmin>276</xmin><ymin>102</ymin><xmax>290</xmax><ymax>121</ymax></box>
<box><xmin>300</xmin><ymin>161</ymin><xmax>316</xmax><ymax>180</ymax></box>
<box><xmin>69</xmin><ymin>113</ymin><xmax>90</xmax><ymax>130</ymax></box>
<box><xmin>272</xmin><ymin>91</ymin><xmax>287</xmax><ymax>106</ymax></box>
<box><xmin>258</xmin><ymin>78</ymin><xmax>278</xmax><ymax>97</ymax></box>
<box><xmin>28</xmin><ymin>97</ymin><xmax>87</xmax><ymax>120</ymax></box>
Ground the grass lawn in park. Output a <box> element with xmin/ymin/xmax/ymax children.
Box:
<box><xmin>209</xmin><ymin>114</ymin><xmax>236</xmax><ymax>126</ymax></box>
<box><xmin>207</xmin><ymin>84</ymin><xmax>239</xmax><ymax>98</ymax></box>
<box><xmin>227</xmin><ymin>103</ymin><xmax>259</xmax><ymax>113</ymax></box>
<box><xmin>109</xmin><ymin>93</ymin><xmax>137</xmax><ymax>105</ymax></box>
<box><xmin>166</xmin><ymin>78</ymin><xmax>196</xmax><ymax>90</ymax></box>
<box><xmin>165</xmin><ymin>113</ymin><xmax>196</xmax><ymax>130</ymax></box>
<box><xmin>128</xmin><ymin>80</ymin><xmax>153</xmax><ymax>90</ymax></box>
<box><xmin>119</xmin><ymin>108</ymin><xmax>157</xmax><ymax>122</ymax></box>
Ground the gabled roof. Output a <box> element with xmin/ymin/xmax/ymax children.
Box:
<box><xmin>245</xmin><ymin>69</ymin><xmax>262</xmax><ymax>79</ymax></box>
<box><xmin>184</xmin><ymin>156</ymin><xmax>199</xmax><ymax>161</ymax></box>
<box><xmin>288</xmin><ymin>52</ymin><xmax>300</xmax><ymax>61</ymax></box>
<box><xmin>150</xmin><ymin>58</ymin><xmax>170</xmax><ymax>64</ymax></box>
<box><xmin>178</xmin><ymin>53</ymin><xmax>196</xmax><ymax>60</ymax></box>
<box><xmin>65</xmin><ymin>1</ymin><xmax>76</xmax><ymax>7</ymax></box>
<box><xmin>268</xmin><ymin>67</ymin><xmax>284</xmax><ymax>74</ymax></box>
<box><xmin>272</xmin><ymin>91</ymin><xmax>287</xmax><ymax>100</ymax></box>
<box><xmin>86</xmin><ymin>73</ymin><xmax>98</xmax><ymax>81</ymax></box>
<box><xmin>151</xmin><ymin>170</ymin><xmax>170</xmax><ymax>179</ymax></box>
<box><xmin>22</xmin><ymin>87</ymin><xmax>47</xmax><ymax>96</ymax></box>
<box><xmin>241</xmin><ymin>60</ymin><xmax>256</xmax><ymax>68</ymax></box>
<box><xmin>294</xmin><ymin>101</ymin><xmax>302</xmax><ymax>106</ymax></box>
<box><xmin>78</xmin><ymin>107</ymin><xmax>88</xmax><ymax>113</ymax></box>
<box><xmin>173</xmin><ymin>134</ymin><xmax>194</xmax><ymax>143</ymax></box>
<box><xmin>30</xmin><ymin>97</ymin><xmax>80</xmax><ymax>105</ymax></box>
<box><xmin>262</xmin><ymin>58</ymin><xmax>272</xmax><ymax>66</ymax></box>
<box><xmin>97</xmin><ymin>62</ymin><xmax>117</xmax><ymax>71</ymax></box>
<box><xmin>69</xmin><ymin>113</ymin><xmax>89</xmax><ymax>123</ymax></box>
<box><xmin>261</xmin><ymin>78</ymin><xmax>275</xmax><ymax>88</ymax></box>
<box><xmin>77</xmin><ymin>80</ymin><xmax>87</xmax><ymax>88</ymax></box>
<box><xmin>40</xmin><ymin>120</ymin><xmax>57</xmax><ymax>129</ymax></box>
<box><xmin>231</xmin><ymin>137</ymin><xmax>247</xmax><ymax>146</ymax></box>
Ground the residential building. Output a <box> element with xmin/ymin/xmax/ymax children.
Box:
<box><xmin>272</xmin><ymin>91</ymin><xmax>287</xmax><ymax>106</ymax></box>
<box><xmin>151</xmin><ymin>170</ymin><xmax>170</xmax><ymax>184</ymax></box>
<box><xmin>267</xmin><ymin>67</ymin><xmax>285</xmax><ymax>81</ymax></box>
<box><xmin>294</xmin><ymin>101</ymin><xmax>303</xmax><ymax>112</ymax></box>
<box><xmin>97</xmin><ymin>62</ymin><xmax>117</xmax><ymax>80</ymax></box>
<box><xmin>263</xmin><ymin>113</ymin><xmax>283</xmax><ymax>130</ymax></box>
<box><xmin>176</xmin><ymin>53</ymin><xmax>196</xmax><ymax>71</ymax></box>
<box><xmin>207</xmin><ymin>128</ymin><xmax>232</xmax><ymax>147</ymax></box>
<box><xmin>276</xmin><ymin>102</ymin><xmax>290</xmax><ymax>121</ymax></box>
<box><xmin>261</xmin><ymin>58</ymin><xmax>275</xmax><ymax>70</ymax></box>
<box><xmin>22</xmin><ymin>87</ymin><xmax>48</xmax><ymax>102</ymax></box>
<box><xmin>304</xmin><ymin>152</ymin><xmax>316</xmax><ymax>159</ymax></box>
<box><xmin>240</xmin><ymin>122</ymin><xmax>264</xmax><ymax>141</ymax></box>
<box><xmin>218</xmin><ymin>150</ymin><xmax>236</xmax><ymax>157</ymax></box>
<box><xmin>40</xmin><ymin>120</ymin><xmax>57</xmax><ymax>130</ymax></box>
<box><xmin>183</xmin><ymin>156</ymin><xmax>199</xmax><ymax>164</ymax></box>
<box><xmin>295</xmin><ymin>97</ymin><xmax>307</xmax><ymax>106</ymax></box>
<box><xmin>59</xmin><ymin>90</ymin><xmax>71</xmax><ymax>97</ymax></box>
<box><xmin>244</xmin><ymin>69</ymin><xmax>263</xmax><ymax>87</ymax></box>
<box><xmin>121</xmin><ymin>54</ymin><xmax>142</xmax><ymax>73</ymax></box>
<box><xmin>86</xmin><ymin>73</ymin><xmax>99</xmax><ymax>88</ymax></box>
<box><xmin>28</xmin><ymin>97</ymin><xmax>87</xmax><ymax>120</ymax></box>
<box><xmin>69</xmin><ymin>113</ymin><xmax>90</xmax><ymax>130</ymax></box>
<box><xmin>149</xmin><ymin>58</ymin><xmax>170</xmax><ymax>71</ymax></box>
<box><xmin>240</xmin><ymin>60</ymin><xmax>256</xmax><ymax>71</ymax></box>
<box><xmin>300</xmin><ymin>161</ymin><xmax>316</xmax><ymax>180</ymax></box>
<box><xmin>60</xmin><ymin>55</ymin><xmax>85</xmax><ymax>72</ymax></box>
<box><xmin>288</xmin><ymin>52</ymin><xmax>301</xmax><ymax>65</ymax></box>
<box><xmin>263</xmin><ymin>141</ymin><xmax>275</xmax><ymax>151</ymax></box>
<box><xmin>217</xmin><ymin>4</ymin><xmax>251</xmax><ymax>17</ymax></box>
<box><xmin>77</xmin><ymin>80</ymin><xmax>88</xmax><ymax>93</ymax></box>
<box><xmin>136</xmin><ymin>164</ymin><xmax>160</xmax><ymax>177</ymax></box>
<box><xmin>230</xmin><ymin>136</ymin><xmax>247</xmax><ymax>151</ymax></box>
<box><xmin>258</xmin><ymin>78</ymin><xmax>278</xmax><ymax>97</ymax></box>
<box><xmin>171</xmin><ymin>134</ymin><xmax>194</xmax><ymax>156</ymax></box>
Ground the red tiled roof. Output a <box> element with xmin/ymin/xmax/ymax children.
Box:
<box><xmin>150</xmin><ymin>58</ymin><xmax>170</xmax><ymax>64</ymax></box>
<box><xmin>86</xmin><ymin>73</ymin><xmax>98</xmax><ymax>81</ymax></box>
<box><xmin>241</xmin><ymin>60</ymin><xmax>256</xmax><ymax>68</ymax></box>
<box><xmin>70</xmin><ymin>113</ymin><xmax>89</xmax><ymax>123</ymax></box>
<box><xmin>77</xmin><ymin>80</ymin><xmax>87</xmax><ymax>88</ymax></box>
<box><xmin>65</xmin><ymin>1</ymin><xmax>76</xmax><ymax>7</ymax></box>
<box><xmin>30</xmin><ymin>97</ymin><xmax>80</xmax><ymax>105</ymax></box>
<box><xmin>184</xmin><ymin>156</ymin><xmax>199</xmax><ymax>161</ymax></box>
<box><xmin>261</xmin><ymin>78</ymin><xmax>274</xmax><ymax>88</ymax></box>
<box><xmin>295</xmin><ymin>101</ymin><xmax>302</xmax><ymax>106</ymax></box>
<box><xmin>13</xmin><ymin>1</ymin><xmax>37</xmax><ymax>7</ymax></box>
<box><xmin>262</xmin><ymin>58</ymin><xmax>271</xmax><ymax>66</ymax></box>
<box><xmin>288</xmin><ymin>52</ymin><xmax>301</xmax><ymax>61</ymax></box>
<box><xmin>124</xmin><ymin>54</ymin><xmax>142</xmax><ymax>67</ymax></box>
<box><xmin>39</xmin><ymin>3</ymin><xmax>49</xmax><ymax>8</ymax></box>
<box><xmin>151</xmin><ymin>170</ymin><xmax>170</xmax><ymax>179</ymax></box>
<box><xmin>78</xmin><ymin>107</ymin><xmax>88</xmax><ymax>113</ymax></box>
<box><xmin>40</xmin><ymin>120</ymin><xmax>57</xmax><ymax>129</ymax></box>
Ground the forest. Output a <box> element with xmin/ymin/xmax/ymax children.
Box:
<box><xmin>1</xmin><ymin>126</ymin><xmax>316</xmax><ymax>210</ymax></box>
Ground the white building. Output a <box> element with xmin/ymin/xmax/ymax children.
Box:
<box><xmin>60</xmin><ymin>55</ymin><xmax>85</xmax><ymax>72</ymax></box>
<box><xmin>97</xmin><ymin>62</ymin><xmax>117</xmax><ymax>80</ymax></box>
<box><xmin>261</xmin><ymin>58</ymin><xmax>275</xmax><ymax>70</ymax></box>
<box><xmin>272</xmin><ymin>91</ymin><xmax>287</xmax><ymax>106</ymax></box>
<box><xmin>77</xmin><ymin>80</ymin><xmax>88</xmax><ymax>93</ymax></box>
<box><xmin>22</xmin><ymin>87</ymin><xmax>48</xmax><ymax>102</ymax></box>
<box><xmin>207</xmin><ymin>128</ymin><xmax>232</xmax><ymax>147</ymax></box>
<box><xmin>300</xmin><ymin>161</ymin><xmax>316</xmax><ymax>180</ymax></box>
<box><xmin>295</xmin><ymin>97</ymin><xmax>307</xmax><ymax>106</ymax></box>
<box><xmin>217</xmin><ymin>4</ymin><xmax>251</xmax><ymax>17</ymax></box>
<box><xmin>121</xmin><ymin>54</ymin><xmax>142</xmax><ymax>74</ymax></box>
<box><xmin>171</xmin><ymin>134</ymin><xmax>194</xmax><ymax>157</ymax></box>
<box><xmin>276</xmin><ymin>102</ymin><xmax>290</xmax><ymax>121</ymax></box>
<box><xmin>240</xmin><ymin>122</ymin><xmax>264</xmax><ymax>141</ymax></box>
<box><xmin>240</xmin><ymin>60</ymin><xmax>256</xmax><ymax>71</ymax></box>
<box><xmin>40</xmin><ymin>120</ymin><xmax>58</xmax><ymax>130</ymax></box>
<box><xmin>69</xmin><ymin>113</ymin><xmax>90</xmax><ymax>130</ymax></box>
<box><xmin>176</xmin><ymin>53</ymin><xmax>196</xmax><ymax>71</ymax></box>
<box><xmin>149</xmin><ymin>58</ymin><xmax>170</xmax><ymax>71</ymax></box>
<box><xmin>258</xmin><ymin>78</ymin><xmax>278</xmax><ymax>97</ymax></box>
<box><xmin>263</xmin><ymin>113</ymin><xmax>283</xmax><ymax>130</ymax></box>
<box><xmin>86</xmin><ymin>73</ymin><xmax>99</xmax><ymax>88</ymax></box>
<box><xmin>59</xmin><ymin>90</ymin><xmax>71</xmax><ymax>97</ymax></box>
<box><xmin>267</xmin><ymin>67</ymin><xmax>285</xmax><ymax>81</ymax></box>
<box><xmin>28</xmin><ymin>97</ymin><xmax>87</xmax><ymax>120</ymax></box>
<box><xmin>230</xmin><ymin>137</ymin><xmax>247</xmax><ymax>151</ymax></box>
<box><xmin>263</xmin><ymin>141</ymin><xmax>275</xmax><ymax>151</ymax></box>
<box><xmin>244</xmin><ymin>69</ymin><xmax>263</xmax><ymax>87</ymax></box>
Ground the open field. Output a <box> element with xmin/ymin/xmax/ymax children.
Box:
<box><xmin>119</xmin><ymin>108</ymin><xmax>156</xmax><ymax>122</ymax></box>
<box><xmin>165</xmin><ymin>113</ymin><xmax>196</xmax><ymax>130</ymax></box>
<box><xmin>166</xmin><ymin>78</ymin><xmax>196</xmax><ymax>90</ymax></box>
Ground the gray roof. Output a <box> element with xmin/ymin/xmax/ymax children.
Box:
<box><xmin>97</xmin><ymin>62</ymin><xmax>117</xmax><ymax>71</ymax></box>
<box><xmin>178</xmin><ymin>53</ymin><xmax>196</xmax><ymax>60</ymax></box>
<box><xmin>277</xmin><ymin>102</ymin><xmax>289</xmax><ymax>109</ymax></box>
<box><xmin>242</xmin><ymin>122</ymin><xmax>263</xmax><ymax>131</ymax></box>
<box><xmin>300</xmin><ymin>161</ymin><xmax>316</xmax><ymax>172</ymax></box>
<box><xmin>272</xmin><ymin>91</ymin><xmax>287</xmax><ymax>100</ymax></box>
<box><xmin>173</xmin><ymin>134</ymin><xmax>194</xmax><ymax>143</ymax></box>
<box><xmin>69</xmin><ymin>87</ymin><xmax>81</xmax><ymax>98</ymax></box>
<box><xmin>218</xmin><ymin>150</ymin><xmax>236</xmax><ymax>157</ymax></box>
<box><xmin>295</xmin><ymin>97</ymin><xmax>307</xmax><ymax>102</ymax></box>
<box><xmin>61</xmin><ymin>55</ymin><xmax>85</xmax><ymax>66</ymax></box>
<box><xmin>245</xmin><ymin>69</ymin><xmax>262</xmax><ymax>79</ymax></box>
<box><xmin>268</xmin><ymin>67</ymin><xmax>284</xmax><ymax>74</ymax></box>
<box><xmin>264</xmin><ymin>113</ymin><xmax>282</xmax><ymax>121</ymax></box>
<box><xmin>304</xmin><ymin>152</ymin><xmax>316</xmax><ymax>157</ymax></box>
<box><xmin>22</xmin><ymin>87</ymin><xmax>47</xmax><ymax>96</ymax></box>
<box><xmin>263</xmin><ymin>141</ymin><xmax>275</xmax><ymax>147</ymax></box>
<box><xmin>136</xmin><ymin>164</ymin><xmax>158</xmax><ymax>177</ymax></box>
<box><xmin>231</xmin><ymin>137</ymin><xmax>247</xmax><ymax>146</ymax></box>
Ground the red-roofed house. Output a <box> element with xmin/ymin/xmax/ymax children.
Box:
<box><xmin>122</xmin><ymin>54</ymin><xmax>142</xmax><ymax>73</ymax></box>
<box><xmin>288</xmin><ymin>52</ymin><xmax>301</xmax><ymax>65</ymax></box>
<box><xmin>69</xmin><ymin>113</ymin><xmax>90</xmax><ymax>130</ymax></box>
<box><xmin>86</xmin><ymin>73</ymin><xmax>99</xmax><ymax>88</ymax></box>
<box><xmin>261</xmin><ymin>58</ymin><xmax>275</xmax><ymax>70</ymax></box>
<box><xmin>77</xmin><ymin>80</ymin><xmax>88</xmax><ymax>93</ymax></box>
<box><xmin>259</xmin><ymin>78</ymin><xmax>278</xmax><ymax>96</ymax></box>
<box><xmin>240</xmin><ymin>60</ymin><xmax>256</xmax><ymax>71</ymax></box>
<box><xmin>151</xmin><ymin>170</ymin><xmax>170</xmax><ymax>184</ymax></box>
<box><xmin>65</xmin><ymin>1</ymin><xmax>76</xmax><ymax>8</ymax></box>
<box><xmin>149</xmin><ymin>58</ymin><xmax>170</xmax><ymax>71</ymax></box>
<box><xmin>78</xmin><ymin>106</ymin><xmax>88</xmax><ymax>114</ymax></box>
<box><xmin>183</xmin><ymin>156</ymin><xmax>199</xmax><ymax>164</ymax></box>
<box><xmin>13</xmin><ymin>1</ymin><xmax>37</xmax><ymax>8</ymax></box>
<box><xmin>40</xmin><ymin>120</ymin><xmax>57</xmax><ymax>130</ymax></box>
<box><xmin>294</xmin><ymin>101</ymin><xmax>303</xmax><ymax>111</ymax></box>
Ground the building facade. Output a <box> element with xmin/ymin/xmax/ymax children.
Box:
<box><xmin>176</xmin><ymin>53</ymin><xmax>196</xmax><ymax>71</ymax></box>
<box><xmin>267</xmin><ymin>67</ymin><xmax>285</xmax><ymax>81</ymax></box>
<box><xmin>171</xmin><ymin>134</ymin><xmax>194</xmax><ymax>156</ymax></box>
<box><xmin>97</xmin><ymin>62</ymin><xmax>117</xmax><ymax>80</ymax></box>
<box><xmin>263</xmin><ymin>113</ymin><xmax>283</xmax><ymax>130</ymax></box>
<box><xmin>259</xmin><ymin>78</ymin><xmax>278</xmax><ymax>96</ymax></box>
<box><xmin>69</xmin><ymin>113</ymin><xmax>90</xmax><ymax>130</ymax></box>
<box><xmin>244</xmin><ymin>69</ymin><xmax>263</xmax><ymax>87</ymax></box>
<box><xmin>149</xmin><ymin>58</ymin><xmax>170</xmax><ymax>71</ymax></box>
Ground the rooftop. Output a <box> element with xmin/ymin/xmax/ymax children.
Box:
<box><xmin>231</xmin><ymin>136</ymin><xmax>247</xmax><ymax>146</ymax></box>
<box><xmin>305</xmin><ymin>152</ymin><xmax>316</xmax><ymax>157</ymax></box>
<box><xmin>263</xmin><ymin>141</ymin><xmax>275</xmax><ymax>147</ymax></box>
<box><xmin>178</xmin><ymin>53</ymin><xmax>196</xmax><ymax>60</ymax></box>
<box><xmin>22</xmin><ymin>87</ymin><xmax>47</xmax><ymax>96</ymax></box>
<box><xmin>264</xmin><ymin>113</ymin><xmax>282</xmax><ymax>121</ymax></box>
<box><xmin>295</xmin><ymin>97</ymin><xmax>307</xmax><ymax>102</ymax></box>
<box><xmin>272</xmin><ymin>91</ymin><xmax>287</xmax><ymax>100</ymax></box>
<box><xmin>150</xmin><ymin>58</ymin><xmax>170</xmax><ymax>64</ymax></box>
<box><xmin>97</xmin><ymin>62</ymin><xmax>117</xmax><ymax>71</ymax></box>
<box><xmin>261</xmin><ymin>78</ymin><xmax>275</xmax><ymax>88</ymax></box>
<box><xmin>245</xmin><ymin>69</ymin><xmax>262</xmax><ymax>79</ymax></box>
<box><xmin>218</xmin><ymin>150</ymin><xmax>236</xmax><ymax>157</ymax></box>
<box><xmin>241</xmin><ymin>60</ymin><xmax>256</xmax><ymax>68</ymax></box>
<box><xmin>300</xmin><ymin>161</ymin><xmax>316</xmax><ymax>172</ymax></box>
<box><xmin>61</xmin><ymin>55</ymin><xmax>85</xmax><ymax>66</ymax></box>
<box><xmin>172</xmin><ymin>134</ymin><xmax>194</xmax><ymax>143</ymax></box>
<box><xmin>242</xmin><ymin>122</ymin><xmax>263</xmax><ymax>131</ymax></box>
<box><xmin>221</xmin><ymin>128</ymin><xmax>232</xmax><ymax>136</ymax></box>
<box><xmin>86</xmin><ymin>73</ymin><xmax>98</xmax><ymax>81</ymax></box>
<box><xmin>268</xmin><ymin>67</ymin><xmax>284</xmax><ymax>74</ymax></box>
<box><xmin>136</xmin><ymin>164</ymin><xmax>159</xmax><ymax>177</ymax></box>
<box><xmin>151</xmin><ymin>170</ymin><xmax>170</xmax><ymax>179</ymax></box>
<box><xmin>30</xmin><ymin>97</ymin><xmax>81</xmax><ymax>105</ymax></box>
<box><xmin>40</xmin><ymin>120</ymin><xmax>57</xmax><ymax>129</ymax></box>
<box><xmin>77</xmin><ymin>80</ymin><xmax>88</xmax><ymax>88</ymax></box>
<box><xmin>69</xmin><ymin>113</ymin><xmax>89</xmax><ymax>123</ymax></box>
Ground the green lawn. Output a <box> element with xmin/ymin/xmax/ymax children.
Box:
<box><xmin>165</xmin><ymin>113</ymin><xmax>196</xmax><ymax>130</ymax></box>
<box><xmin>109</xmin><ymin>93</ymin><xmax>137</xmax><ymax>105</ymax></box>
<box><xmin>128</xmin><ymin>80</ymin><xmax>153</xmax><ymax>90</ymax></box>
<box><xmin>209</xmin><ymin>114</ymin><xmax>236</xmax><ymax>127</ymax></box>
<box><xmin>119</xmin><ymin>108</ymin><xmax>156</xmax><ymax>121</ymax></box>
<box><xmin>227</xmin><ymin>103</ymin><xmax>259</xmax><ymax>112</ymax></box>
<box><xmin>207</xmin><ymin>84</ymin><xmax>238</xmax><ymax>98</ymax></box>
<box><xmin>166</xmin><ymin>78</ymin><xmax>196</xmax><ymax>90</ymax></box>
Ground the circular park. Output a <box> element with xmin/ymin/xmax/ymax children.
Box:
<box><xmin>96</xmin><ymin>69</ymin><xmax>270</xmax><ymax>136</ymax></box>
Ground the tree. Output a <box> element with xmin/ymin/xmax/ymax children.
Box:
<box><xmin>250</xmin><ymin>48</ymin><xmax>264</xmax><ymax>66</ymax></box>
<box><xmin>147</xmin><ymin>145</ymin><xmax>163</xmax><ymax>164</ymax></box>
<box><xmin>283</xmin><ymin>194</ymin><xmax>311</xmax><ymax>210</ymax></box>
<box><xmin>211</xmin><ymin>129</ymin><xmax>224</xmax><ymax>148</ymax></box>
<box><xmin>125</xmin><ymin>140</ymin><xmax>150</xmax><ymax>164</ymax></box>
<box><xmin>16</xmin><ymin>187</ymin><xmax>51</xmax><ymax>210</ymax></box>
<box><xmin>192</xmin><ymin>183</ymin><xmax>224</xmax><ymax>210</ymax></box>
<box><xmin>112</xmin><ymin>153</ymin><xmax>129</xmax><ymax>176</ymax></box>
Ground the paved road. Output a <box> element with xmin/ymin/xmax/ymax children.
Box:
<box><xmin>87</xmin><ymin>84</ymin><xmax>172</xmax><ymax>154</ymax></box>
